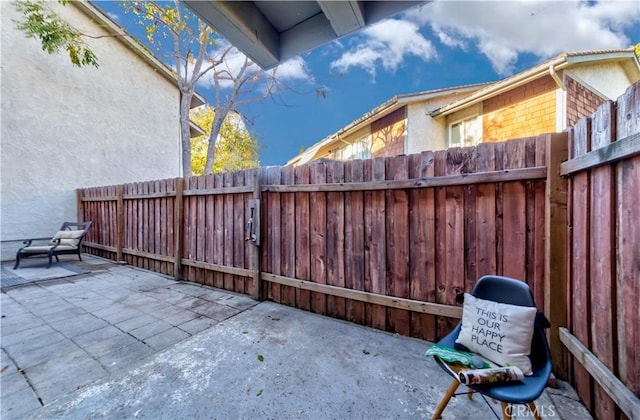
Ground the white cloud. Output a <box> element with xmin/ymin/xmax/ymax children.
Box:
<box><xmin>330</xmin><ymin>18</ymin><xmax>436</xmax><ymax>79</ymax></box>
<box><xmin>275</xmin><ymin>57</ymin><xmax>313</xmax><ymax>81</ymax></box>
<box><xmin>405</xmin><ymin>0</ymin><xmax>640</xmax><ymax>75</ymax></box>
<box><xmin>106</xmin><ymin>12</ymin><xmax>119</xmax><ymax>22</ymax></box>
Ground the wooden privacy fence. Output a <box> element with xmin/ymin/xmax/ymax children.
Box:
<box><xmin>560</xmin><ymin>82</ymin><xmax>640</xmax><ymax>419</ymax></box>
<box><xmin>78</xmin><ymin>135</ymin><xmax>565</xmax><ymax>348</ymax></box>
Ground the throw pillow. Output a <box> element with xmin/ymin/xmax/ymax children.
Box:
<box><xmin>50</xmin><ymin>230</ymin><xmax>84</xmax><ymax>247</ymax></box>
<box><xmin>455</xmin><ymin>293</ymin><xmax>537</xmax><ymax>375</ymax></box>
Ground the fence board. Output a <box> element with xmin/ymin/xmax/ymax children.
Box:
<box><xmin>533</xmin><ymin>137</ymin><xmax>547</xmax><ymax>309</ymax></box>
<box><xmin>203</xmin><ymin>175</ymin><xmax>214</xmax><ymax>287</ymax></box>
<box><xmin>475</xmin><ymin>143</ymin><xmax>497</xmax><ymax>278</ymax></box>
<box><xmin>223</xmin><ymin>173</ymin><xmax>234</xmax><ymax>291</ymax></box>
<box><xmin>267</xmin><ymin>167</ymin><xmax>282</xmax><ymax>302</ymax></box>
<box><xmin>294</xmin><ymin>165</ymin><xmax>311</xmax><ymax>311</ymax></box>
<box><xmin>280</xmin><ymin>166</ymin><xmax>297</xmax><ymax>307</ymax></box>
<box><xmin>569</xmin><ymin>122</ymin><xmax>593</xmax><ymax>410</ymax></box>
<box><xmin>386</xmin><ymin>155</ymin><xmax>410</xmax><ymax>336</ymax></box>
<box><xmin>233</xmin><ymin>171</ymin><xmax>246</xmax><ymax>294</ymax></box>
<box><xmin>443</xmin><ymin>149</ymin><xmax>465</xmax><ymax>336</ymax></box>
<box><xmin>616</xmin><ymin>82</ymin><xmax>640</xmax><ymax>398</ymax></box>
<box><xmin>310</xmin><ymin>163</ymin><xmax>327</xmax><ymax>315</ymax></box>
<box><xmin>502</xmin><ymin>140</ymin><xmax>527</xmax><ymax>281</ymax></box>
<box><xmin>213</xmin><ymin>174</ymin><xmax>224</xmax><ymax>288</ymax></box>
<box><xmin>589</xmin><ymin>102</ymin><xmax>617</xmax><ymax>419</ymax></box>
<box><xmin>345</xmin><ymin>160</ymin><xmax>366</xmax><ymax>326</ymax></box>
<box><xmin>369</xmin><ymin>157</ymin><xmax>387</xmax><ymax>331</ymax></box>
<box><xmin>326</xmin><ymin>161</ymin><xmax>346</xmax><ymax>320</ymax></box>
<box><xmin>463</xmin><ymin>149</ymin><xmax>478</xmax><ymax>294</ymax></box>
<box><xmin>408</xmin><ymin>152</ymin><xmax>436</xmax><ymax>341</ymax></box>
<box><xmin>167</xmin><ymin>179</ymin><xmax>175</xmax><ymax>276</ymax></box>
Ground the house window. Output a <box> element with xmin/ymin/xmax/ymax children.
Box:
<box><xmin>449</xmin><ymin>116</ymin><xmax>481</xmax><ymax>148</ymax></box>
<box><xmin>340</xmin><ymin>136</ymin><xmax>371</xmax><ymax>160</ymax></box>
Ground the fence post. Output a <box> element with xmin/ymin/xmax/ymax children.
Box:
<box><xmin>116</xmin><ymin>185</ymin><xmax>124</xmax><ymax>262</ymax></box>
<box><xmin>544</xmin><ymin>132</ymin><xmax>569</xmax><ymax>379</ymax></box>
<box><xmin>76</xmin><ymin>189</ymin><xmax>84</xmax><ymax>223</ymax></box>
<box><xmin>251</xmin><ymin>169</ymin><xmax>262</xmax><ymax>300</ymax></box>
<box><xmin>174</xmin><ymin>177</ymin><xmax>184</xmax><ymax>280</ymax></box>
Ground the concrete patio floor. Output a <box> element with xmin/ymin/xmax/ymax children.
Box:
<box><xmin>1</xmin><ymin>255</ymin><xmax>591</xmax><ymax>419</ymax></box>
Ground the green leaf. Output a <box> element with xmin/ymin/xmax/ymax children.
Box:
<box><xmin>257</xmin><ymin>354</ymin><xmax>264</xmax><ymax>362</ymax></box>
<box><xmin>256</xmin><ymin>389</ymin><xmax>263</xmax><ymax>397</ymax></box>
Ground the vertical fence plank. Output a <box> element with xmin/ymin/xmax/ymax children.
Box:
<box><xmin>409</xmin><ymin>151</ymin><xmax>436</xmax><ymax>341</ymax></box>
<box><xmin>195</xmin><ymin>176</ymin><xmax>206</xmax><ymax>285</ymax></box>
<box><xmin>443</xmin><ymin>149</ymin><xmax>465</xmax><ymax>336</ymax></box>
<box><xmin>326</xmin><ymin>161</ymin><xmax>346</xmax><ymax>320</ymax></box>
<box><xmin>267</xmin><ymin>167</ymin><xmax>282</xmax><ymax>302</ymax></box>
<box><xmin>173</xmin><ymin>178</ymin><xmax>184</xmax><ymax>280</ymax></box>
<box><xmin>533</xmin><ymin>138</ymin><xmax>547</xmax><ymax>311</ymax></box>
<box><xmin>434</xmin><ymin>150</ymin><xmax>448</xmax><ymax>337</ymax></box>
<box><xmin>294</xmin><ymin>165</ymin><xmax>311</xmax><ymax>311</ymax></box>
<box><xmin>204</xmin><ymin>175</ymin><xmax>215</xmax><ymax>287</ymax></box>
<box><xmin>213</xmin><ymin>174</ymin><xmax>224</xmax><ymax>288</ymax></box>
<box><xmin>251</xmin><ymin>169</ymin><xmax>262</xmax><ymax>299</ymax></box>
<box><xmin>309</xmin><ymin>162</ymin><xmax>327</xmax><ymax>315</ymax></box>
<box><xmin>616</xmin><ymin>82</ymin><xmax>640</xmax><ymax>398</ymax></box>
<box><xmin>154</xmin><ymin>180</ymin><xmax>162</xmax><ymax>273</ymax></box>
<box><xmin>502</xmin><ymin>140</ymin><xmax>527</xmax><ymax>281</ymax></box>
<box><xmin>345</xmin><ymin>160</ymin><xmax>366</xmax><ymax>325</ymax></box>
<box><xmin>589</xmin><ymin>102</ymin><xmax>617</xmax><ymax>420</ymax></box>
<box><xmin>280</xmin><ymin>166</ymin><xmax>297</xmax><ymax>306</ymax></box>
<box><xmin>166</xmin><ymin>179</ymin><xmax>175</xmax><ymax>276</ymax></box>
<box><xmin>233</xmin><ymin>171</ymin><xmax>246</xmax><ymax>294</ymax></box>
<box><xmin>543</xmin><ymin>133</ymin><xmax>568</xmax><ymax>379</ymax></box>
<box><xmin>476</xmin><ymin>143</ymin><xmax>497</xmax><ymax>278</ymax></box>
<box><xmin>463</xmin><ymin>147</ymin><xmax>477</xmax><ymax>293</ymax></box>
<box><xmin>569</xmin><ymin>120</ymin><xmax>593</xmax><ymax>411</ymax></box>
<box><xmin>142</xmin><ymin>181</ymin><xmax>150</xmax><ymax>270</ymax></box>
<box><xmin>116</xmin><ymin>185</ymin><xmax>124</xmax><ymax>261</ymax></box>
<box><xmin>223</xmin><ymin>173</ymin><xmax>235</xmax><ymax>291</ymax></box>
<box><xmin>369</xmin><ymin>157</ymin><xmax>387</xmax><ymax>330</ymax></box>
<box><xmin>386</xmin><ymin>155</ymin><xmax>410</xmax><ymax>335</ymax></box>
<box><xmin>159</xmin><ymin>179</ymin><xmax>167</xmax><ymax>275</ymax></box>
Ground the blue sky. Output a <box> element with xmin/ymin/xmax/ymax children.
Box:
<box><xmin>95</xmin><ymin>1</ymin><xmax>640</xmax><ymax>167</ymax></box>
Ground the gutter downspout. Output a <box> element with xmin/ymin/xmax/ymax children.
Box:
<box><xmin>549</xmin><ymin>64</ymin><xmax>567</xmax><ymax>131</ymax></box>
<box><xmin>549</xmin><ymin>64</ymin><xmax>565</xmax><ymax>90</ymax></box>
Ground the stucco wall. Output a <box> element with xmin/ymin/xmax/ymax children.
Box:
<box><xmin>1</xmin><ymin>2</ymin><xmax>181</xmax><ymax>260</ymax></box>
<box><xmin>407</xmin><ymin>92</ymin><xmax>478</xmax><ymax>154</ymax></box>
<box><xmin>568</xmin><ymin>62</ymin><xmax>638</xmax><ymax>100</ymax></box>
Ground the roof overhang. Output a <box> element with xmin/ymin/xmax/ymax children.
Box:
<box><xmin>183</xmin><ymin>1</ymin><xmax>426</xmax><ymax>70</ymax></box>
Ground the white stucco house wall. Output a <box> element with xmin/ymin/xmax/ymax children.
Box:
<box><xmin>0</xmin><ymin>1</ymin><xmax>202</xmax><ymax>260</ymax></box>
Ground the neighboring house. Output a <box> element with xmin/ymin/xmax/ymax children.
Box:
<box><xmin>0</xmin><ymin>1</ymin><xmax>204</xmax><ymax>260</ymax></box>
<box><xmin>288</xmin><ymin>49</ymin><xmax>640</xmax><ymax>166</ymax></box>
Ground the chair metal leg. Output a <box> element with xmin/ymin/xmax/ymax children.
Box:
<box><xmin>47</xmin><ymin>252</ymin><xmax>53</xmax><ymax>269</ymax></box>
<box><xmin>527</xmin><ymin>402</ymin><xmax>541</xmax><ymax>420</ymax></box>
<box><xmin>501</xmin><ymin>402</ymin><xmax>512</xmax><ymax>420</ymax></box>
<box><xmin>431</xmin><ymin>379</ymin><xmax>460</xmax><ymax>420</ymax></box>
<box><xmin>13</xmin><ymin>252</ymin><xmax>21</xmax><ymax>269</ymax></box>
<box><xmin>467</xmin><ymin>386</ymin><xmax>473</xmax><ymax>400</ymax></box>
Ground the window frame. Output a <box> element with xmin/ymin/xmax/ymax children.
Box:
<box><xmin>448</xmin><ymin>115</ymin><xmax>482</xmax><ymax>148</ymax></box>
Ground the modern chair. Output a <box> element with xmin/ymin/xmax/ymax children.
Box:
<box><xmin>430</xmin><ymin>275</ymin><xmax>552</xmax><ymax>420</ymax></box>
<box><xmin>14</xmin><ymin>221</ymin><xmax>93</xmax><ymax>269</ymax></box>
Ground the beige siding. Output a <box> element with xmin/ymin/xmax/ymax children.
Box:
<box><xmin>482</xmin><ymin>76</ymin><xmax>557</xmax><ymax>142</ymax></box>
